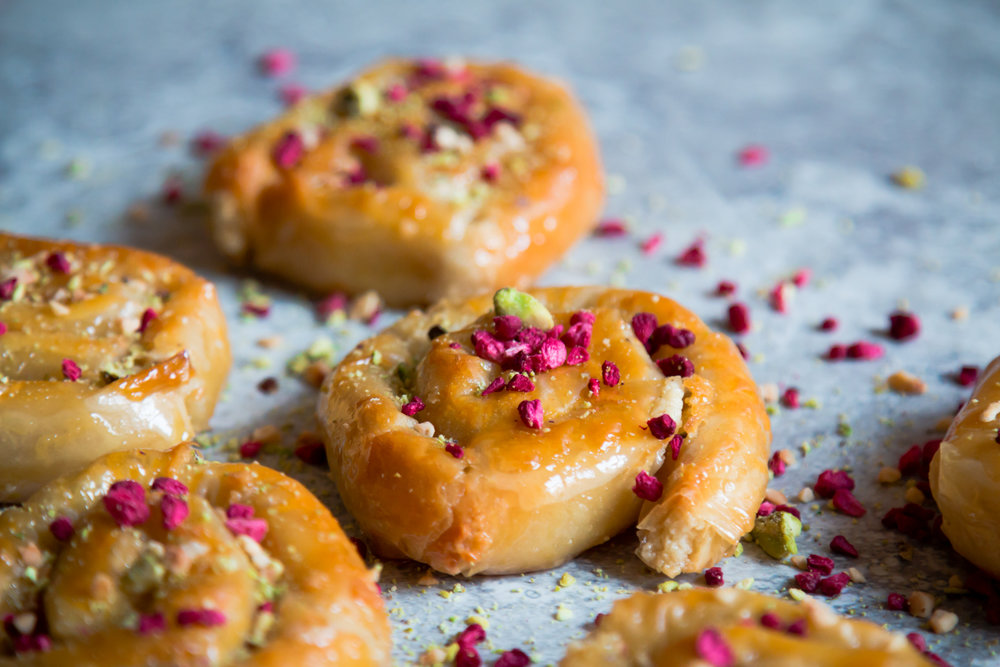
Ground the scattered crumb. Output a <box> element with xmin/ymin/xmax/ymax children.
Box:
<box><xmin>929</xmin><ymin>609</ymin><xmax>958</xmax><ymax>634</ymax></box>
<box><xmin>795</xmin><ymin>487</ymin><xmax>815</xmax><ymax>503</ymax></box>
<box><xmin>904</xmin><ymin>486</ymin><xmax>926</xmax><ymax>505</ymax></box>
<box><xmin>886</xmin><ymin>370</ymin><xmax>927</xmax><ymax>395</ymax></box>
<box><xmin>892</xmin><ymin>166</ymin><xmax>925</xmax><ymax>190</ymax></box>
<box><xmin>950</xmin><ymin>306</ymin><xmax>969</xmax><ymax>320</ymax></box>
<box><xmin>764</xmin><ymin>488</ymin><xmax>788</xmax><ymax>505</ymax></box>
<box><xmin>847</xmin><ymin>567</ymin><xmax>866</xmax><ymax>584</ymax></box>
<box><xmin>256</xmin><ymin>335</ymin><xmax>283</xmax><ymax>349</ymax></box>
<box><xmin>908</xmin><ymin>591</ymin><xmax>935</xmax><ymax>618</ymax></box>
<box><xmin>878</xmin><ymin>467</ymin><xmax>902</xmax><ymax>484</ymax></box>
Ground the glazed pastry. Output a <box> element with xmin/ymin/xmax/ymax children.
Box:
<box><xmin>204</xmin><ymin>57</ymin><xmax>604</xmax><ymax>307</ymax></box>
<box><xmin>930</xmin><ymin>354</ymin><xmax>1000</xmax><ymax>577</ymax></box>
<box><xmin>0</xmin><ymin>444</ymin><xmax>390</xmax><ymax>665</ymax></box>
<box><xmin>317</xmin><ymin>287</ymin><xmax>769</xmax><ymax>575</ymax></box>
<box><xmin>560</xmin><ymin>588</ymin><xmax>937</xmax><ymax>666</ymax></box>
<box><xmin>0</xmin><ymin>233</ymin><xmax>231</xmax><ymax>501</ymax></box>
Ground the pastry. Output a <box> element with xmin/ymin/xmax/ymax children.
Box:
<box><xmin>560</xmin><ymin>588</ymin><xmax>938</xmax><ymax>666</ymax></box>
<box><xmin>930</xmin><ymin>354</ymin><xmax>1000</xmax><ymax>577</ymax></box>
<box><xmin>317</xmin><ymin>286</ymin><xmax>769</xmax><ymax>575</ymax></box>
<box><xmin>0</xmin><ymin>233</ymin><xmax>231</xmax><ymax>501</ymax></box>
<box><xmin>0</xmin><ymin>444</ymin><xmax>391</xmax><ymax>665</ymax></box>
<box><xmin>204</xmin><ymin>57</ymin><xmax>604</xmax><ymax>307</ymax></box>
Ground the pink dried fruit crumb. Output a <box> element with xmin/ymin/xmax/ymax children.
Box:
<box><xmin>401</xmin><ymin>397</ymin><xmax>425</xmax><ymax>416</ymax></box>
<box><xmin>704</xmin><ymin>567</ymin><xmax>724</xmax><ymax>587</ymax></box>
<box><xmin>445</xmin><ymin>442</ymin><xmax>464</xmax><ymax>459</ymax></box>
<box><xmin>832</xmin><ymin>488</ymin><xmax>866</xmax><ymax>517</ymax></box>
<box><xmin>830</xmin><ymin>535</ymin><xmax>859</xmax><ymax>558</ymax></box>
<box><xmin>601</xmin><ymin>360</ymin><xmax>621</xmax><ymax>387</ymax></box>
<box><xmin>737</xmin><ymin>144</ymin><xmax>769</xmax><ymax>167</ymax></box>
<box><xmin>160</xmin><ymin>495</ymin><xmax>189</xmax><ymax>531</ymax></box>
<box><xmin>240</xmin><ymin>440</ymin><xmax>263</xmax><ymax>458</ymax></box>
<box><xmin>518</xmin><ymin>399</ymin><xmax>543</xmax><ymax>429</ymax></box>
<box><xmin>780</xmin><ymin>387</ymin><xmax>800</xmax><ymax>409</ymax></box>
<box><xmin>258</xmin><ymin>48</ymin><xmax>296</xmax><ymax>77</ymax></box>
<box><xmin>819</xmin><ymin>317</ymin><xmax>838</xmax><ymax>332</ymax></box>
<box><xmin>694</xmin><ymin>627</ymin><xmax>734</xmax><ymax>666</ymax></box>
<box><xmin>62</xmin><ymin>358</ymin><xmax>82</xmax><ymax>381</ymax></box>
<box><xmin>640</xmin><ymin>232</ymin><xmax>663</xmax><ymax>255</ymax></box>
<box><xmin>594</xmin><ymin>218</ymin><xmax>628</xmax><ymax>237</ymax></box>
<box><xmin>481</xmin><ymin>377</ymin><xmax>505</xmax><ymax>396</ymax></box>
<box><xmin>103</xmin><ymin>480</ymin><xmax>149</xmax><ymax>527</ymax></box>
<box><xmin>632</xmin><ymin>470</ymin><xmax>663</xmax><ymax>501</ymax></box>
<box><xmin>646</xmin><ymin>413</ymin><xmax>676</xmax><ymax>439</ymax></box>
<box><xmin>49</xmin><ymin>517</ymin><xmax>74</xmax><ymax>542</ymax></box>
<box><xmin>280</xmin><ymin>83</ymin><xmax>307</xmax><ymax>106</ymax></box>
<box><xmin>727</xmin><ymin>302</ymin><xmax>750</xmax><ymax>334</ymax></box>
<box><xmin>716</xmin><ymin>280</ymin><xmax>736</xmax><ymax>296</ymax></box>
<box><xmin>888</xmin><ymin>311</ymin><xmax>920</xmax><ymax>341</ymax></box>
<box><xmin>657</xmin><ymin>354</ymin><xmax>694</xmax><ymax>378</ymax></box>
<box><xmin>177</xmin><ymin>608</ymin><xmax>226</xmax><ymax>627</ymax></box>
<box><xmin>676</xmin><ymin>239</ymin><xmax>706</xmax><ymax>267</ymax></box>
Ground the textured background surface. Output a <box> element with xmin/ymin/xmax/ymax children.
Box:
<box><xmin>2</xmin><ymin>0</ymin><xmax>1000</xmax><ymax>664</ymax></box>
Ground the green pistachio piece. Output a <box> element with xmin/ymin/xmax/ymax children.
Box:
<box><xmin>751</xmin><ymin>511</ymin><xmax>802</xmax><ymax>559</ymax></box>
<box><xmin>333</xmin><ymin>81</ymin><xmax>380</xmax><ymax>118</ymax></box>
<box><xmin>493</xmin><ymin>288</ymin><xmax>554</xmax><ymax>330</ymax></box>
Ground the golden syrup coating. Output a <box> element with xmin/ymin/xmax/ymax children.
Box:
<box><xmin>930</xmin><ymin>354</ymin><xmax>1000</xmax><ymax>577</ymax></box>
<box><xmin>205</xmin><ymin>58</ymin><xmax>604</xmax><ymax>306</ymax></box>
<box><xmin>317</xmin><ymin>287</ymin><xmax>769</xmax><ymax>576</ymax></box>
<box><xmin>0</xmin><ymin>233</ymin><xmax>231</xmax><ymax>501</ymax></box>
<box><xmin>0</xmin><ymin>444</ymin><xmax>390</xmax><ymax>666</ymax></box>
<box><xmin>560</xmin><ymin>588</ymin><xmax>936</xmax><ymax>667</ymax></box>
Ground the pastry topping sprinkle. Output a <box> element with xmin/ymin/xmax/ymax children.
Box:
<box><xmin>506</xmin><ymin>374</ymin><xmax>535</xmax><ymax>392</ymax></box>
<box><xmin>727</xmin><ymin>302</ymin><xmax>750</xmax><ymax>334</ymax></box>
<box><xmin>481</xmin><ymin>162</ymin><xmax>500</xmax><ymax>182</ymax></box>
<box><xmin>704</xmin><ymin>567</ymin><xmax>724</xmax><ymax>587</ymax></box>
<box><xmin>61</xmin><ymin>358</ymin><xmax>82</xmax><ymax>381</ymax></box>
<box><xmin>832</xmin><ymin>488</ymin><xmax>866</xmax><ymax>517</ymax></box>
<box><xmin>956</xmin><ymin>365</ymin><xmax>979</xmax><ymax>386</ymax></box>
<box><xmin>0</xmin><ymin>277</ymin><xmax>16</xmax><ymax>300</ymax></box>
<box><xmin>0</xmin><ymin>322</ymin><xmax>6</xmax><ymax>336</ymax></box>
<box><xmin>887</xmin><ymin>593</ymin><xmax>907</xmax><ymax>610</ymax></box>
<box><xmin>640</xmin><ymin>232</ymin><xmax>663</xmax><ymax>255</ymax></box>
<box><xmin>494</xmin><ymin>649</ymin><xmax>531</xmax><ymax>667</ymax></box>
<box><xmin>632</xmin><ymin>471</ymin><xmax>663</xmax><ymax>501</ymax></box>
<box><xmin>806</xmin><ymin>554</ymin><xmax>835</xmax><ymax>575</ymax></box>
<box><xmin>177</xmin><ymin>608</ymin><xmax>227</xmax><ymax>627</ymax></box>
<box><xmin>294</xmin><ymin>436</ymin><xmax>327</xmax><ymax>466</ymax></box>
<box><xmin>565</xmin><ymin>346</ymin><xmax>589</xmax><ymax>366</ymax></box>
<box><xmin>646</xmin><ymin>413</ymin><xmax>676</xmax><ymax>440</ymax></box>
<box><xmin>826</xmin><ymin>344</ymin><xmax>847</xmax><ymax>360</ymax></box>
<box><xmin>273</xmin><ymin>131</ymin><xmax>304</xmax><ymax>169</ymax></box>
<box><xmin>103</xmin><ymin>480</ymin><xmax>150</xmax><ymax>527</ymax></box>
<box><xmin>493</xmin><ymin>288</ymin><xmax>554</xmax><ymax>330</ymax></box>
<box><xmin>445</xmin><ymin>442</ymin><xmax>464</xmax><ymax>459</ymax></box>
<box><xmin>587</xmin><ymin>377</ymin><xmax>600</xmax><ymax>396</ymax></box>
<box><xmin>240</xmin><ymin>440</ymin><xmax>263</xmax><ymax>458</ymax></box>
<box><xmin>780</xmin><ymin>387</ymin><xmax>800</xmax><ymax>409</ymax></box>
<box><xmin>657</xmin><ymin>354</ymin><xmax>694</xmax><ymax>378</ymax></box>
<box><xmin>647</xmin><ymin>323</ymin><xmax>695</xmax><ymax>354</ymax></box>
<box><xmin>760</xmin><ymin>612</ymin><xmax>781</xmax><ymax>629</ymax></box>
<box><xmin>160</xmin><ymin>495</ymin><xmax>189</xmax><ymax>531</ymax></box>
<box><xmin>818</xmin><ymin>572</ymin><xmax>851</xmax><ymax>597</ymax></box>
<box><xmin>601</xmin><ymin>360</ymin><xmax>620</xmax><ymax>387</ymax></box>
<box><xmin>819</xmin><ymin>317</ymin><xmax>838</xmax><ymax>331</ymax></box>
<box><xmin>49</xmin><ymin>517</ymin><xmax>74</xmax><ymax>542</ymax></box>
<box><xmin>225</xmin><ymin>504</ymin><xmax>269</xmax><ymax>543</ymax></box>
<box><xmin>259</xmin><ymin>49</ymin><xmax>295</xmax><ymax>76</ymax></box>
<box><xmin>536</xmin><ymin>337</ymin><xmax>568</xmax><ymax>371</ymax></box>
<box><xmin>668</xmin><ymin>434</ymin><xmax>684</xmax><ymax>460</ymax></box>
<box><xmin>830</xmin><ymin>535</ymin><xmax>859</xmax><ymax>558</ymax></box>
<box><xmin>151</xmin><ymin>477</ymin><xmax>188</xmax><ymax>497</ymax></box>
<box><xmin>280</xmin><ymin>83</ymin><xmax>307</xmax><ymax>106</ymax></box>
<box><xmin>518</xmin><ymin>399</ymin><xmax>543</xmax><ymax>429</ymax></box>
<box><xmin>492</xmin><ymin>315</ymin><xmax>522</xmax><ymax>340</ymax></box>
<box><xmin>676</xmin><ymin>239</ymin><xmax>706</xmax><ymax>267</ymax></box>
<box><xmin>481</xmin><ymin>377</ymin><xmax>505</xmax><ymax>396</ymax></box>
<box><xmin>768</xmin><ymin>452</ymin><xmax>786</xmax><ymax>477</ymax></box>
<box><xmin>716</xmin><ymin>280</ymin><xmax>737</xmax><ymax>296</ymax></box>
<box><xmin>137</xmin><ymin>612</ymin><xmax>166</xmax><ymax>636</ymax></box>
<box><xmin>814</xmin><ymin>470</ymin><xmax>854</xmax><ymax>498</ymax></box>
<box><xmin>351</xmin><ymin>135</ymin><xmax>379</xmax><ymax>154</ymax></box>
<box><xmin>46</xmin><ymin>251</ymin><xmax>71</xmax><ymax>274</ymax></box>
<box><xmin>694</xmin><ymin>628</ymin><xmax>733</xmax><ymax>667</ymax></box>
<box><xmin>137</xmin><ymin>308</ymin><xmax>158</xmax><ymax>333</ymax></box>
<box><xmin>402</xmin><ymin>397</ymin><xmax>426</xmax><ymax>416</ymax></box>
<box><xmin>631</xmin><ymin>312</ymin><xmax>658</xmax><ymax>346</ymax></box>
<box><xmin>737</xmin><ymin>144</ymin><xmax>769</xmax><ymax>167</ymax></box>
<box><xmin>888</xmin><ymin>311</ymin><xmax>920</xmax><ymax>341</ymax></box>
<box><xmin>846</xmin><ymin>341</ymin><xmax>884</xmax><ymax>360</ymax></box>
<box><xmin>594</xmin><ymin>218</ymin><xmax>628</xmax><ymax>237</ymax></box>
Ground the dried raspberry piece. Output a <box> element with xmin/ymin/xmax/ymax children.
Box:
<box><xmin>177</xmin><ymin>608</ymin><xmax>227</xmax><ymax>627</ymax></box>
<box><xmin>494</xmin><ymin>316</ymin><xmax>523</xmax><ymax>342</ymax></box>
<box><xmin>760</xmin><ymin>612</ymin><xmax>781</xmax><ymax>629</ymax></box>
<box><xmin>240</xmin><ymin>440</ymin><xmax>262</xmax><ymax>458</ymax></box>
<box><xmin>151</xmin><ymin>477</ymin><xmax>188</xmax><ymax>497</ymax></box>
<box><xmin>13</xmin><ymin>634</ymin><xmax>52</xmax><ymax>653</ymax></box>
<box><xmin>294</xmin><ymin>438</ymin><xmax>327</xmax><ymax>466</ymax></box>
<box><xmin>226</xmin><ymin>516</ymin><xmax>268</xmax><ymax>542</ymax></box>
<box><xmin>160</xmin><ymin>495</ymin><xmax>189</xmax><ymax>531</ymax></box>
<box><xmin>49</xmin><ymin>517</ymin><xmax>74</xmax><ymax>542</ymax></box>
<box><xmin>792</xmin><ymin>268</ymin><xmax>811</xmax><ymax>288</ymax></box>
<box><xmin>826</xmin><ymin>344</ymin><xmax>847</xmax><ymax>360</ymax></box>
<box><xmin>818</xmin><ymin>572</ymin><xmax>850</xmax><ymax>597</ymax></box>
<box><xmin>632</xmin><ymin>470</ymin><xmax>663</xmax><ymax>501</ymax></box>
<box><xmin>401</xmin><ymin>397</ymin><xmax>425</xmax><ymax>416</ymax></box>
<box><xmin>536</xmin><ymin>338</ymin><xmax>567</xmax><ymax>371</ymax></box>
<box><xmin>832</xmin><ymin>488</ymin><xmax>866</xmax><ymax>517</ymax></box>
<box><xmin>472</xmin><ymin>330</ymin><xmax>504</xmax><ymax>363</ymax></box>
<box><xmin>138</xmin><ymin>612</ymin><xmax>166</xmax><ymax>636</ymax></box>
<box><xmin>647</xmin><ymin>324</ymin><xmax>695</xmax><ymax>353</ymax></box>
<box><xmin>601</xmin><ymin>361</ymin><xmax>621</xmax><ymax>387</ymax></box>
<box><xmin>956</xmin><ymin>365</ymin><xmax>979</xmax><ymax>386</ymax></box>
<box><xmin>716</xmin><ymin>280</ymin><xmax>736</xmax><ymax>296</ymax></box>
<box><xmin>191</xmin><ymin>130</ymin><xmax>226</xmax><ymax>155</ymax></box>
<box><xmin>888</xmin><ymin>311</ymin><xmax>920</xmax><ymax>341</ymax></box>
<box><xmin>806</xmin><ymin>554</ymin><xmax>835</xmax><ymax>575</ymax></box>
<box><xmin>103</xmin><ymin>481</ymin><xmax>149</xmax><ymax>527</ymax></box>
<box><xmin>646</xmin><ymin>414</ymin><xmax>676</xmax><ymax>439</ymax></box>
<box><xmin>481</xmin><ymin>377</ymin><xmax>505</xmax><ymax>396</ymax></box>
<box><xmin>227</xmin><ymin>503</ymin><xmax>255</xmax><ymax>520</ymax></box>
<box><xmin>676</xmin><ymin>240</ymin><xmax>706</xmax><ymax>267</ymax></box>
<box><xmin>482</xmin><ymin>106</ymin><xmax>522</xmax><ymax>131</ymax></box>
<box><xmin>769</xmin><ymin>281</ymin><xmax>792</xmax><ymax>313</ymax></box>
<box><xmin>737</xmin><ymin>144</ymin><xmax>768</xmax><ymax>167</ymax></box>
<box><xmin>640</xmin><ymin>232</ymin><xmax>663</xmax><ymax>255</ymax></box>
<box><xmin>736</xmin><ymin>343</ymin><xmax>750</xmax><ymax>360</ymax></box>
<box><xmin>570</xmin><ymin>311</ymin><xmax>596</xmax><ymax>326</ymax></box>
<box><xmin>518</xmin><ymin>399</ymin><xmax>543</xmax><ymax>429</ymax></box>
<box><xmin>830</xmin><ymin>535</ymin><xmax>858</xmax><ymax>558</ymax></box>
<box><xmin>273</xmin><ymin>131</ymin><xmax>304</xmax><ymax>169</ymax></box>
<box><xmin>561</xmin><ymin>321</ymin><xmax>593</xmax><ymax>349</ymax></box>
<box><xmin>565</xmin><ymin>346</ymin><xmax>589</xmax><ymax>366</ymax></box>
<box><xmin>457</xmin><ymin>623</ymin><xmax>486</xmax><ymax>649</ymax></box>
<box><xmin>0</xmin><ymin>322</ymin><xmax>6</xmax><ymax>336</ymax></box>
<box><xmin>316</xmin><ymin>292</ymin><xmax>348</xmax><ymax>321</ymax></box>
<box><xmin>386</xmin><ymin>83</ymin><xmax>408</xmax><ymax>102</ymax></box>
<box><xmin>727</xmin><ymin>302</ymin><xmax>750</xmax><ymax>334</ymax></box>
<box><xmin>62</xmin><ymin>358</ymin><xmax>81</xmax><ymax>381</ymax></box>
<box><xmin>280</xmin><ymin>83</ymin><xmax>307</xmax><ymax>106</ymax></box>
<box><xmin>657</xmin><ymin>355</ymin><xmax>694</xmax><ymax>378</ymax></box>
<box><xmin>768</xmin><ymin>452</ymin><xmax>786</xmax><ymax>477</ymax></box>
<box><xmin>774</xmin><ymin>504</ymin><xmax>801</xmax><ymax>519</ymax></box>
<box><xmin>445</xmin><ymin>442</ymin><xmax>464</xmax><ymax>459</ymax></box>
<box><xmin>494</xmin><ymin>649</ymin><xmax>530</xmax><ymax>667</ymax></box>
<box><xmin>506</xmin><ymin>374</ymin><xmax>535</xmax><ymax>392</ymax></box>
<box><xmin>780</xmin><ymin>387</ymin><xmax>800</xmax><ymax>409</ymax></box>
<box><xmin>846</xmin><ymin>341</ymin><xmax>883</xmax><ymax>360</ymax></box>
<box><xmin>887</xmin><ymin>593</ymin><xmax>907</xmax><ymax>611</ymax></box>
<box><xmin>259</xmin><ymin>49</ymin><xmax>295</xmax><ymax>76</ymax></box>
<box><xmin>594</xmin><ymin>218</ymin><xmax>628</xmax><ymax>237</ymax></box>
<box><xmin>587</xmin><ymin>377</ymin><xmax>600</xmax><ymax>396</ymax></box>
<box><xmin>786</xmin><ymin>619</ymin><xmax>807</xmax><ymax>636</ymax></box>
<box><xmin>46</xmin><ymin>251</ymin><xmax>71</xmax><ymax>274</ymax></box>
<box><xmin>704</xmin><ymin>567</ymin><xmax>724</xmax><ymax>587</ymax></box>
<box><xmin>668</xmin><ymin>434</ymin><xmax>685</xmax><ymax>460</ymax></box>
<box><xmin>137</xmin><ymin>308</ymin><xmax>158</xmax><ymax>333</ymax></box>
<box><xmin>0</xmin><ymin>277</ymin><xmax>16</xmax><ymax>300</ymax></box>
<box><xmin>819</xmin><ymin>317</ymin><xmax>838</xmax><ymax>332</ymax></box>
<box><xmin>794</xmin><ymin>570</ymin><xmax>820</xmax><ymax>593</ymax></box>
<box><xmin>694</xmin><ymin>628</ymin><xmax>733</xmax><ymax>666</ymax></box>
<box><xmin>814</xmin><ymin>470</ymin><xmax>855</xmax><ymax>498</ymax></box>
<box><xmin>898</xmin><ymin>445</ymin><xmax>923</xmax><ymax>476</ymax></box>
<box><xmin>631</xmin><ymin>312</ymin><xmax>658</xmax><ymax>345</ymax></box>
<box><xmin>455</xmin><ymin>646</ymin><xmax>481</xmax><ymax>667</ymax></box>
<box><xmin>756</xmin><ymin>501</ymin><xmax>776</xmax><ymax>517</ymax></box>
<box><xmin>351</xmin><ymin>135</ymin><xmax>379</xmax><ymax>153</ymax></box>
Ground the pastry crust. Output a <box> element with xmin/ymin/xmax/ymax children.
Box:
<box><xmin>930</xmin><ymin>354</ymin><xmax>1000</xmax><ymax>577</ymax></box>
<box><xmin>0</xmin><ymin>444</ymin><xmax>391</xmax><ymax>666</ymax></box>
<box><xmin>560</xmin><ymin>588</ymin><xmax>935</xmax><ymax>666</ymax></box>
<box><xmin>0</xmin><ymin>233</ymin><xmax>231</xmax><ymax>501</ymax></box>
<box><xmin>317</xmin><ymin>287</ymin><xmax>769</xmax><ymax>576</ymax></box>
<box><xmin>204</xmin><ymin>58</ymin><xmax>604</xmax><ymax>307</ymax></box>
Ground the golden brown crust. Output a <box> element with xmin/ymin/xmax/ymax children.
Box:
<box><xmin>204</xmin><ymin>58</ymin><xmax>604</xmax><ymax>307</ymax></box>
<box><xmin>930</xmin><ymin>355</ymin><xmax>1000</xmax><ymax>577</ymax></box>
<box><xmin>0</xmin><ymin>233</ymin><xmax>231</xmax><ymax>501</ymax></box>
<box><xmin>0</xmin><ymin>444</ymin><xmax>391</xmax><ymax>666</ymax></box>
<box><xmin>317</xmin><ymin>286</ymin><xmax>769</xmax><ymax>576</ymax></box>
<box><xmin>560</xmin><ymin>588</ymin><xmax>935</xmax><ymax>666</ymax></box>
